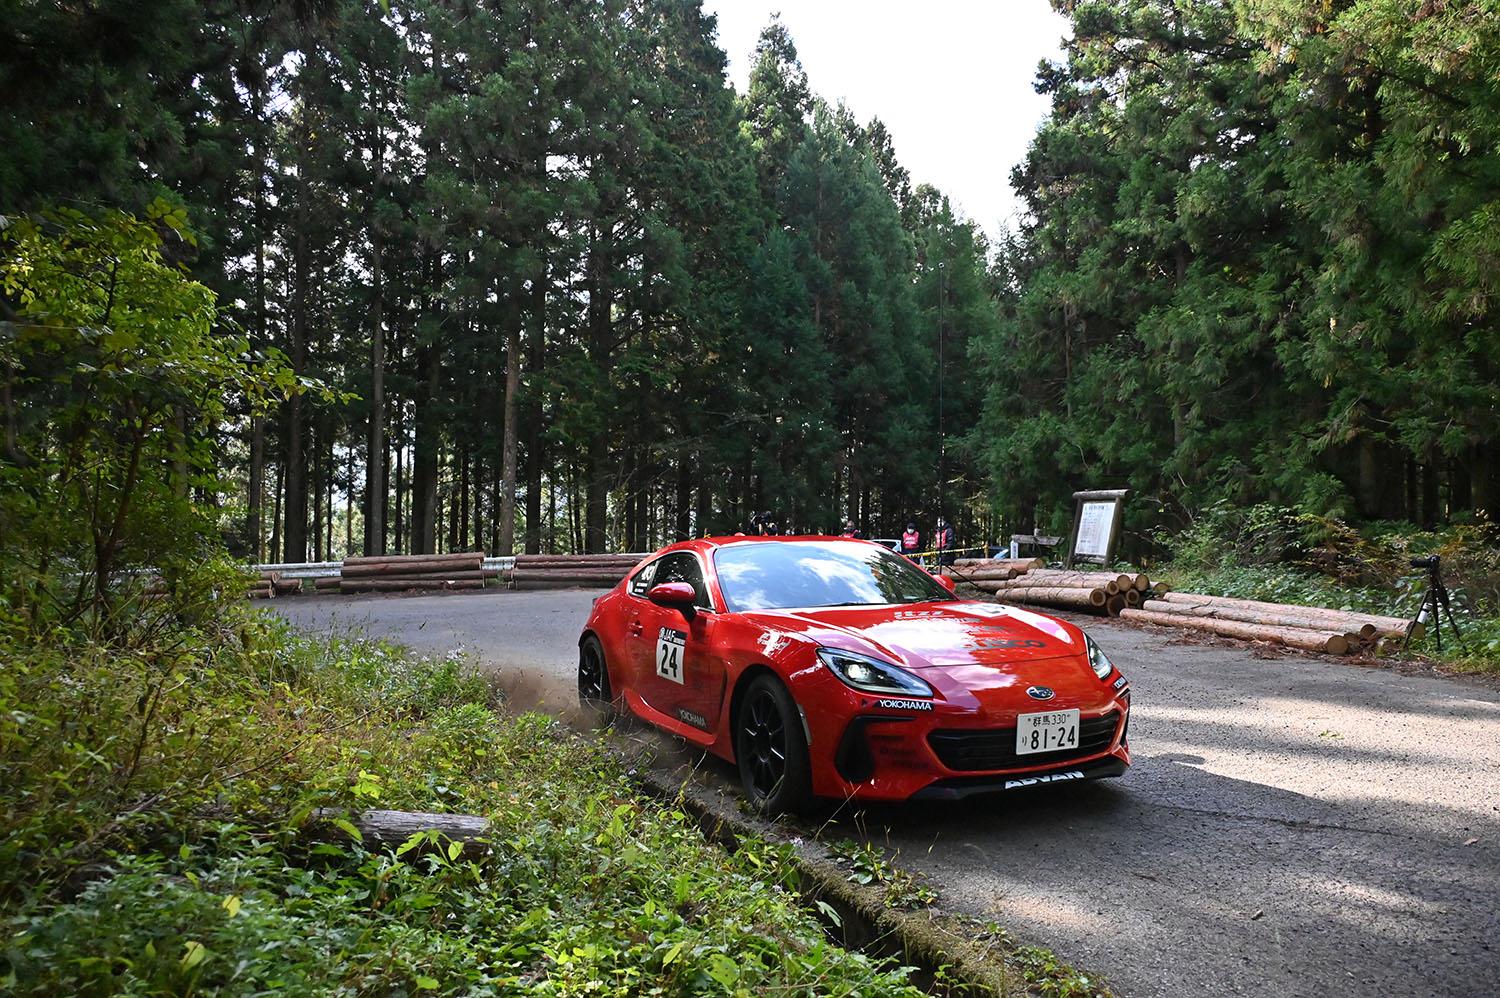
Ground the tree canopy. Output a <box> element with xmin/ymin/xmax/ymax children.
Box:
<box><xmin>2</xmin><ymin>0</ymin><xmax>1496</xmax><ymax>568</ymax></box>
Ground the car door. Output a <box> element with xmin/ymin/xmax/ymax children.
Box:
<box><xmin>631</xmin><ymin>552</ymin><xmax>726</xmax><ymax>732</ymax></box>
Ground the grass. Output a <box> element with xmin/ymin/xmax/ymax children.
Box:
<box><xmin>0</xmin><ymin>602</ymin><xmax>930</xmax><ymax>995</ymax></box>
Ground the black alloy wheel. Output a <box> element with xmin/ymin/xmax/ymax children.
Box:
<box><xmin>735</xmin><ymin>674</ymin><xmax>811</xmax><ymax>816</ymax></box>
<box><xmin>577</xmin><ymin>635</ymin><xmax>615</xmax><ymax>726</ymax></box>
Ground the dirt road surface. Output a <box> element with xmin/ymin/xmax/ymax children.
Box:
<box><xmin>272</xmin><ymin>589</ymin><xmax>1500</xmax><ymax>997</ymax></box>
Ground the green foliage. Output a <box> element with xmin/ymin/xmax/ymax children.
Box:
<box><xmin>826</xmin><ymin>839</ymin><xmax>936</xmax><ymax>910</ymax></box>
<box><xmin>0</xmin><ymin>206</ymin><xmax>300</xmax><ymax>619</ymax></box>
<box><xmin>0</xmin><ymin>613</ymin><xmax>927</xmax><ymax>994</ymax></box>
<box><xmin>975</xmin><ymin>0</ymin><xmax>1500</xmax><ymax>540</ymax></box>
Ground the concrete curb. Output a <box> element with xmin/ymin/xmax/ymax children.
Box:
<box><xmin>632</xmin><ymin>765</ymin><xmax>1019</xmax><ymax>996</ymax></box>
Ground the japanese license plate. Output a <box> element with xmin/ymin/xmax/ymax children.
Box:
<box><xmin>1016</xmin><ymin>709</ymin><xmax>1080</xmax><ymax>755</ymax></box>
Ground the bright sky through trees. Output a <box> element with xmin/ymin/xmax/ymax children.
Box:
<box><xmin>705</xmin><ymin>0</ymin><xmax>1070</xmax><ymax>240</ymax></box>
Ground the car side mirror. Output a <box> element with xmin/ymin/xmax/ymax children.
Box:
<box><xmin>647</xmin><ymin>581</ymin><xmax>698</xmax><ymax>611</ymax></box>
<box><xmin>934</xmin><ymin>573</ymin><xmax>956</xmax><ymax>594</ymax></box>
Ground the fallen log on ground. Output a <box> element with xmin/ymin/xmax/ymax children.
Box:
<box><xmin>1157</xmin><ymin>591</ymin><xmax>1415</xmax><ymax>640</ymax></box>
<box><xmin>989</xmin><ymin>586</ymin><xmax>1108</xmax><ymax>610</ymax></box>
<box><xmin>1120</xmin><ymin>608</ymin><xmax>1350</xmax><ymax>654</ymax></box>
<box><xmin>312</xmin><ymin>808</ymin><xmax>489</xmax><ymax>847</ymax></box>
<box><xmin>1142</xmin><ymin>598</ymin><xmax>1377</xmax><ymax>638</ymax></box>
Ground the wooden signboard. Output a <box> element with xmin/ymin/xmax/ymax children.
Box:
<box><xmin>1066</xmin><ymin>489</ymin><xmax>1128</xmax><ymax>568</ymax></box>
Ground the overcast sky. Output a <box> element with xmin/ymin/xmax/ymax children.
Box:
<box><xmin>702</xmin><ymin>1</ymin><xmax>1071</xmax><ymax>243</ymax></box>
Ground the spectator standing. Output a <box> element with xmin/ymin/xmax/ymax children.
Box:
<box><xmin>934</xmin><ymin>517</ymin><xmax>955</xmax><ymax>567</ymax></box>
<box><xmin>901</xmin><ymin>522</ymin><xmax>921</xmax><ymax>560</ymax></box>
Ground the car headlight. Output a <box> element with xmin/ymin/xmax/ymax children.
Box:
<box><xmin>816</xmin><ymin>648</ymin><xmax>934</xmax><ymax>698</ymax></box>
<box><xmin>1084</xmin><ymin>633</ymin><xmax>1114</xmax><ymax>681</ymax></box>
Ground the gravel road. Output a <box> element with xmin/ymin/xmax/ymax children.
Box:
<box><xmin>272</xmin><ymin>589</ymin><xmax>1500</xmax><ymax>997</ymax></box>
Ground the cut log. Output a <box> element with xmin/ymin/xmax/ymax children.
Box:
<box><xmin>1157</xmin><ymin>592</ymin><xmax>1415</xmax><ymax>639</ymax></box>
<box><xmin>514</xmin><ymin>554</ymin><xmax>645</xmax><ymax>568</ymax></box>
<box><xmin>1141</xmin><ymin>599</ymin><xmax>1377</xmax><ymax>638</ymax></box>
<box><xmin>1123</xmin><ymin>589</ymin><xmax>1142</xmax><ymax>608</ymax></box>
<box><xmin>312</xmin><ymin>808</ymin><xmax>489</xmax><ymax>847</ymax></box>
<box><xmin>951</xmin><ymin>557</ymin><xmax>1045</xmax><ymax>572</ymax></box>
<box><xmin>991</xmin><ymin>586</ymin><xmax>1107</xmax><ymax>610</ymax></box>
<box><xmin>516</xmin><ymin>573</ymin><xmax>627</xmax><ymax>588</ymax></box>
<box><xmin>510</xmin><ymin>568</ymin><xmax>627</xmax><ymax>582</ymax></box>
<box><xmin>945</xmin><ymin>567</ymin><xmax>1020</xmax><ymax>582</ymax></box>
<box><xmin>341</xmin><ymin>579</ymin><xmax>485</xmax><ymax>593</ymax></box>
<box><xmin>313</xmin><ymin>577</ymin><xmax>342</xmax><ymax>590</ymax></box>
<box><xmin>1014</xmin><ymin>570</ymin><xmax>1122</xmax><ymax>595</ymax></box>
<box><xmin>1121</xmin><ymin>608</ymin><xmax>1350</xmax><ymax>654</ymax></box>
<box><xmin>1105</xmin><ymin>594</ymin><xmax>1125</xmax><ymax>616</ymax></box>
<box><xmin>1129</xmin><ymin>573</ymin><xmax>1150</xmax><ymax>592</ymax></box>
<box><xmin>341</xmin><ymin>555</ymin><xmax>484</xmax><ymax>578</ymax></box>
<box><xmin>344</xmin><ymin>569</ymin><xmax>485</xmax><ymax>583</ymax></box>
<box><xmin>272</xmin><ymin>579</ymin><xmax>302</xmax><ymax>596</ymax></box>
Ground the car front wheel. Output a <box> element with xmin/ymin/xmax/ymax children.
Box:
<box><xmin>735</xmin><ymin>674</ymin><xmax>811</xmax><ymax>816</ymax></box>
<box><xmin>577</xmin><ymin>635</ymin><xmax>615</xmax><ymax>727</ymax></box>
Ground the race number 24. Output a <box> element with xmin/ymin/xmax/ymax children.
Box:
<box><xmin>656</xmin><ymin>627</ymin><xmax>687</xmax><ymax>684</ymax></box>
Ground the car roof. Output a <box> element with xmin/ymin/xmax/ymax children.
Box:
<box><xmin>656</xmin><ymin>535</ymin><xmax>887</xmax><ymax>556</ymax></box>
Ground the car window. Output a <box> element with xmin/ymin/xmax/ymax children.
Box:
<box><xmin>651</xmin><ymin>552</ymin><xmax>713</xmax><ymax>610</ymax></box>
<box><xmin>713</xmin><ymin>540</ymin><xmax>952</xmax><ymax>612</ymax></box>
<box><xmin>627</xmin><ymin>559</ymin><xmax>659</xmax><ymax>598</ymax></box>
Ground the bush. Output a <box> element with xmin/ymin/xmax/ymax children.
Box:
<box><xmin>0</xmin><ymin>607</ymin><xmax>924</xmax><ymax>995</ymax></box>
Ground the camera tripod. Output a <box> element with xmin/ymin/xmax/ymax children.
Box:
<box><xmin>1401</xmin><ymin>555</ymin><xmax>1466</xmax><ymax>654</ymax></box>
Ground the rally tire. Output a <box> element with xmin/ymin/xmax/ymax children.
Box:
<box><xmin>577</xmin><ymin>635</ymin><xmax>615</xmax><ymax>727</ymax></box>
<box><xmin>735</xmin><ymin>674</ymin><xmax>812</xmax><ymax>816</ymax></box>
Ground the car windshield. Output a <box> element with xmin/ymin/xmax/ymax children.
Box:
<box><xmin>713</xmin><ymin>540</ymin><xmax>953</xmax><ymax>612</ymax></box>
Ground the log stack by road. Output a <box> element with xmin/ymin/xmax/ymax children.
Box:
<box><xmin>505</xmin><ymin>554</ymin><xmax>645</xmax><ymax>590</ymax></box>
<box><xmin>248</xmin><ymin>570</ymin><xmax>302</xmax><ymax>599</ymax></box>
<box><xmin>946</xmin><ymin>562</ymin><xmax>1163</xmax><ymax>617</ymax></box>
<box><xmin>1121</xmin><ymin>592</ymin><xmax>1416</xmax><ymax>655</ymax></box>
<box><xmin>337</xmin><ymin>552</ymin><xmax>487</xmax><ymax>594</ymax></box>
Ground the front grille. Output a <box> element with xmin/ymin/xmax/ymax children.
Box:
<box><xmin>928</xmin><ymin>711</ymin><xmax>1120</xmax><ymax>772</ymax></box>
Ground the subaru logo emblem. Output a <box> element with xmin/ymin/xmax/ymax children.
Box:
<box><xmin>1026</xmin><ymin>685</ymin><xmax>1055</xmax><ymax>701</ymax></box>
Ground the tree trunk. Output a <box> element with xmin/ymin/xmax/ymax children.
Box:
<box><xmin>412</xmin><ymin>344</ymin><xmax>440</xmax><ymax>554</ymax></box>
<box><xmin>365</xmin><ymin>226</ymin><xmax>385</xmax><ymax>555</ymax></box>
<box><xmin>282</xmin><ymin>143</ymin><xmax>310</xmax><ymax>563</ymax></box>
<box><xmin>498</xmin><ymin>280</ymin><xmax>522</xmax><ymax>555</ymax></box>
<box><xmin>583</xmin><ymin>208</ymin><xmax>612</xmax><ymax>555</ymax></box>
<box><xmin>674</xmin><ymin>450</ymin><xmax>691</xmax><ymax>541</ymax></box>
<box><xmin>247</xmin><ymin>418</ymin><xmax>264</xmax><ymax>561</ymax></box>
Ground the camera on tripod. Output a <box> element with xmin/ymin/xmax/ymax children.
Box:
<box><xmin>1402</xmin><ymin>553</ymin><xmax>1464</xmax><ymax>653</ymax></box>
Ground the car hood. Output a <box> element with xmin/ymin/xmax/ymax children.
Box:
<box><xmin>743</xmin><ymin>600</ymin><xmax>1088</xmax><ymax>671</ymax></box>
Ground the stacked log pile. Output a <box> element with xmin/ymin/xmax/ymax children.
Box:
<box><xmin>1121</xmin><ymin>591</ymin><xmax>1415</xmax><ymax>655</ymax></box>
<box><xmin>506</xmin><ymin>554</ymin><xmax>645</xmax><ymax>590</ymax></box>
<box><xmin>248</xmin><ymin>570</ymin><xmax>302</xmax><ymax>599</ymax></box>
<box><xmin>946</xmin><ymin>564</ymin><xmax>1165</xmax><ymax>617</ymax></box>
<box><xmin>338</xmin><ymin>552</ymin><xmax>487</xmax><ymax>594</ymax></box>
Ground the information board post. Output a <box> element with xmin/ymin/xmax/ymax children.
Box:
<box><xmin>1066</xmin><ymin>489</ymin><xmax>1129</xmax><ymax>569</ymax></box>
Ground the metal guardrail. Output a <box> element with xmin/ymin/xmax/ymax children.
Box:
<box><xmin>253</xmin><ymin>556</ymin><xmax>516</xmax><ymax>579</ymax></box>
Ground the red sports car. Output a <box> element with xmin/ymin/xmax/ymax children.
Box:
<box><xmin>577</xmin><ymin>536</ymin><xmax>1131</xmax><ymax>813</ymax></box>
